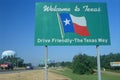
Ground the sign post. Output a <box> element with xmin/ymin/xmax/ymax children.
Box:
<box><xmin>44</xmin><ymin>46</ymin><xmax>48</xmax><ymax>80</ymax></box>
<box><xmin>96</xmin><ymin>45</ymin><xmax>101</xmax><ymax>80</ymax></box>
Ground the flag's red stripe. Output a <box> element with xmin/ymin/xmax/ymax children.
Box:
<box><xmin>73</xmin><ymin>23</ymin><xmax>90</xmax><ymax>36</ymax></box>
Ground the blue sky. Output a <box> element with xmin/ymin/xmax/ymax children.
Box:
<box><xmin>0</xmin><ymin>0</ymin><xmax>120</xmax><ymax>66</ymax></box>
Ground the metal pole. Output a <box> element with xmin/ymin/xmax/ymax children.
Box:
<box><xmin>44</xmin><ymin>45</ymin><xmax>48</xmax><ymax>80</ymax></box>
<box><xmin>96</xmin><ymin>45</ymin><xmax>101</xmax><ymax>80</ymax></box>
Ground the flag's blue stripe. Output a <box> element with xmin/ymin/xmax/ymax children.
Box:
<box><xmin>59</xmin><ymin>13</ymin><xmax>74</xmax><ymax>33</ymax></box>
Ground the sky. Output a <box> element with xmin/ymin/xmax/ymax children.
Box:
<box><xmin>0</xmin><ymin>0</ymin><xmax>120</xmax><ymax>66</ymax></box>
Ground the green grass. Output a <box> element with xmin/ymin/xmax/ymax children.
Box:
<box><xmin>108</xmin><ymin>69</ymin><xmax>120</xmax><ymax>73</ymax></box>
<box><xmin>50</xmin><ymin>68</ymin><xmax>120</xmax><ymax>80</ymax></box>
<box><xmin>102</xmin><ymin>70</ymin><xmax>120</xmax><ymax>80</ymax></box>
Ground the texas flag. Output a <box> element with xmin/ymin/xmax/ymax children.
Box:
<box><xmin>59</xmin><ymin>13</ymin><xmax>90</xmax><ymax>36</ymax></box>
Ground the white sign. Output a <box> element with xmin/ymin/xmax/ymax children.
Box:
<box><xmin>110</xmin><ymin>62</ymin><xmax>120</xmax><ymax>67</ymax></box>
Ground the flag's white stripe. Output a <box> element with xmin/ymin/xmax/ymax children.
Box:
<box><xmin>70</xmin><ymin>14</ymin><xmax>87</xmax><ymax>26</ymax></box>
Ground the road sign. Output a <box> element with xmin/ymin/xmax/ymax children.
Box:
<box><xmin>35</xmin><ymin>2</ymin><xmax>110</xmax><ymax>46</ymax></box>
<box><xmin>110</xmin><ymin>62</ymin><xmax>120</xmax><ymax>67</ymax></box>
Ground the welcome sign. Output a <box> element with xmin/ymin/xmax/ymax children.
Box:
<box><xmin>35</xmin><ymin>2</ymin><xmax>110</xmax><ymax>46</ymax></box>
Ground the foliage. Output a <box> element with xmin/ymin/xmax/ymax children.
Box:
<box><xmin>71</xmin><ymin>52</ymin><xmax>120</xmax><ymax>75</ymax></box>
<box><xmin>39</xmin><ymin>61</ymin><xmax>72</xmax><ymax>68</ymax></box>
<box><xmin>0</xmin><ymin>56</ymin><xmax>24</xmax><ymax>67</ymax></box>
<box><xmin>58</xmin><ymin>61</ymin><xmax>72</xmax><ymax>68</ymax></box>
<box><xmin>72</xmin><ymin>53</ymin><xmax>96</xmax><ymax>74</ymax></box>
<box><xmin>39</xmin><ymin>52</ymin><xmax>120</xmax><ymax>72</ymax></box>
<box><xmin>101</xmin><ymin>53</ymin><xmax>120</xmax><ymax>69</ymax></box>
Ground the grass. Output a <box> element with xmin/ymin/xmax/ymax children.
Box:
<box><xmin>102</xmin><ymin>70</ymin><xmax>120</xmax><ymax>80</ymax></box>
<box><xmin>108</xmin><ymin>69</ymin><xmax>120</xmax><ymax>73</ymax></box>
<box><xmin>50</xmin><ymin>68</ymin><xmax>120</xmax><ymax>80</ymax></box>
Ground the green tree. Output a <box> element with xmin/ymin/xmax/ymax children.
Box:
<box><xmin>0</xmin><ymin>56</ymin><xmax>24</xmax><ymax>67</ymax></box>
<box><xmin>101</xmin><ymin>53</ymin><xmax>120</xmax><ymax>69</ymax></box>
<box><xmin>72</xmin><ymin>53</ymin><xmax>96</xmax><ymax>74</ymax></box>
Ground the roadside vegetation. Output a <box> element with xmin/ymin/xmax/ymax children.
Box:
<box><xmin>50</xmin><ymin>68</ymin><xmax>120</xmax><ymax>80</ymax></box>
<box><xmin>49</xmin><ymin>53</ymin><xmax>120</xmax><ymax>80</ymax></box>
<box><xmin>46</xmin><ymin>53</ymin><xmax>120</xmax><ymax>75</ymax></box>
<box><xmin>0</xmin><ymin>56</ymin><xmax>33</xmax><ymax>69</ymax></box>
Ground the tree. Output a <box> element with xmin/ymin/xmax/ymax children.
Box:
<box><xmin>61</xmin><ymin>61</ymin><xmax>65</xmax><ymax>67</ymax></box>
<box><xmin>0</xmin><ymin>56</ymin><xmax>24</xmax><ymax>67</ymax></box>
<box><xmin>101</xmin><ymin>53</ymin><xmax>120</xmax><ymax>70</ymax></box>
<box><xmin>72</xmin><ymin>53</ymin><xmax>96</xmax><ymax>74</ymax></box>
<box><xmin>16</xmin><ymin>57</ymin><xmax>24</xmax><ymax>67</ymax></box>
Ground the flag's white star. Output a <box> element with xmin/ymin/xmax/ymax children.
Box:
<box><xmin>63</xmin><ymin>18</ymin><xmax>70</xmax><ymax>26</ymax></box>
